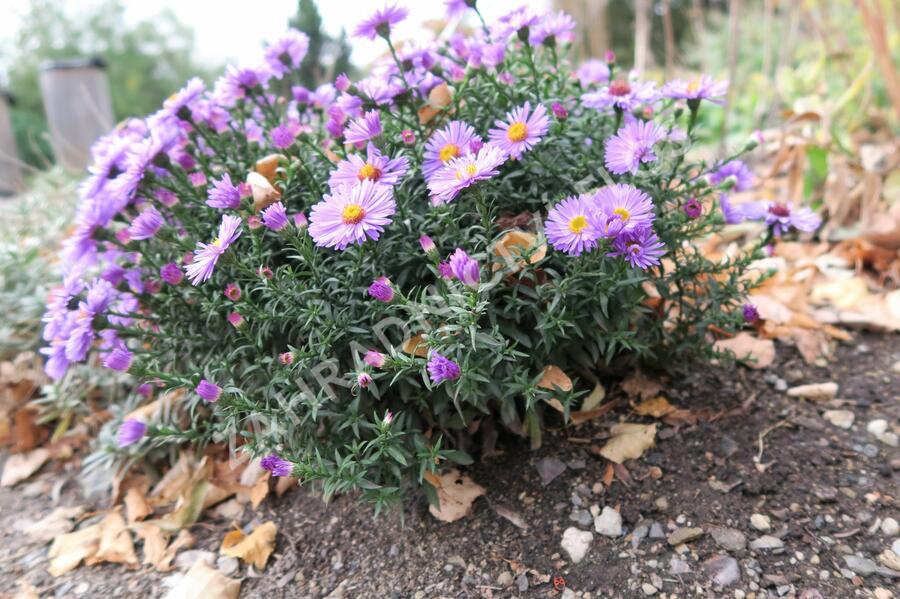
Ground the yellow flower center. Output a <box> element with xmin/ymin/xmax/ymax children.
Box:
<box><xmin>613</xmin><ymin>207</ymin><xmax>631</xmax><ymax>222</ymax></box>
<box><xmin>455</xmin><ymin>164</ymin><xmax>478</xmax><ymax>181</ymax></box>
<box><xmin>687</xmin><ymin>79</ymin><xmax>701</xmax><ymax>93</ymax></box>
<box><xmin>568</xmin><ymin>215</ymin><xmax>588</xmax><ymax>234</ymax></box>
<box><xmin>507</xmin><ymin>122</ymin><xmax>528</xmax><ymax>142</ymax></box>
<box><xmin>357</xmin><ymin>163</ymin><xmax>382</xmax><ymax>181</ymax></box>
<box><xmin>439</xmin><ymin>143</ymin><xmax>460</xmax><ymax>163</ymax></box>
<box><xmin>341</xmin><ymin>204</ymin><xmax>366</xmax><ymax>225</ymax></box>
<box><xmin>212</xmin><ymin>237</ymin><xmax>222</xmax><ymax>247</ymax></box>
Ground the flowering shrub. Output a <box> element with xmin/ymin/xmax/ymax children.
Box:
<box><xmin>41</xmin><ymin>2</ymin><xmax>819</xmax><ymax>507</ymax></box>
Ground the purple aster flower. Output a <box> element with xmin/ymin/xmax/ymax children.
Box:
<box><xmin>743</xmin><ymin>303</ymin><xmax>760</xmax><ymax>323</ymax></box>
<box><xmin>762</xmin><ymin>202</ymin><xmax>821</xmax><ymax>236</ymax></box>
<box><xmin>364</xmin><ymin>350</ymin><xmax>386</xmax><ymax>368</ymax></box>
<box><xmin>357</xmin><ymin>372</ymin><xmax>373</xmax><ymax>388</ymax></box>
<box><xmin>270</xmin><ymin>125</ymin><xmax>296</xmax><ymax>149</ymax></box>
<box><xmin>264</xmin><ymin>29</ymin><xmax>310</xmax><ymax>78</ymax></box>
<box><xmin>593</xmin><ymin>184</ymin><xmax>655</xmax><ymax>230</ymax></box>
<box><xmin>328</xmin><ymin>143</ymin><xmax>409</xmax><ymax>190</ymax></box>
<box><xmin>354</xmin><ymin>3</ymin><xmax>409</xmax><ymax>40</ymax></box>
<box><xmin>160</xmin><ymin>262</ymin><xmax>183</xmax><ymax>285</ymax></box>
<box><xmin>162</xmin><ymin>77</ymin><xmax>205</xmax><ymax>120</ymax></box>
<box><xmin>343</xmin><ymin>110</ymin><xmax>382</xmax><ymax>146</ymax></box>
<box><xmin>709</xmin><ymin>160</ymin><xmax>753</xmax><ymax>192</ymax></box>
<box><xmin>65</xmin><ymin>325</ymin><xmax>94</xmax><ymax>363</ymax></box>
<box><xmin>423</xmin><ymin>120</ymin><xmax>483</xmax><ymax>181</ymax></box>
<box><xmin>529</xmin><ymin>11</ymin><xmax>576</xmax><ymax>46</ymax></box>
<box><xmin>224</xmin><ymin>283</ymin><xmax>241</xmax><ymax>301</ymax></box>
<box><xmin>196</xmin><ymin>379</ymin><xmax>222</xmax><ymax>403</ymax></box>
<box><xmin>262</xmin><ymin>202</ymin><xmax>289</xmax><ymax>231</ymax></box>
<box><xmin>582</xmin><ymin>79</ymin><xmax>658</xmax><ymax>112</ymax></box>
<box><xmin>609</xmin><ymin>226</ymin><xmax>666</xmax><ymax>269</ymax></box>
<box><xmin>401</xmin><ymin>129</ymin><xmax>416</xmax><ymax>145</ymax></box>
<box><xmin>662</xmin><ymin>76</ymin><xmax>728</xmax><ymax>104</ymax></box>
<box><xmin>189</xmin><ymin>172</ymin><xmax>207</xmax><ymax>187</ymax></box>
<box><xmin>684</xmin><ymin>197</ymin><xmax>703</xmax><ymax>219</ymax></box>
<box><xmin>127</xmin><ymin>206</ymin><xmax>164</xmax><ymax>241</ymax></box>
<box><xmin>260</xmin><ymin>454</ymin><xmax>293</xmax><ymax>477</ymax></box>
<box><xmin>488</xmin><ymin>102</ymin><xmax>550</xmax><ymax>160</ymax></box>
<box><xmin>427</xmin><ymin>352</ymin><xmax>461</xmax><ymax>384</ymax></box>
<box><xmin>214</xmin><ymin>65</ymin><xmax>271</xmax><ymax>106</ymax></box>
<box><xmin>604</xmin><ymin>120</ymin><xmax>666</xmax><ymax>175</ymax></box>
<box><xmin>545</xmin><ymin>194</ymin><xmax>602</xmax><ymax>256</ymax></box>
<box><xmin>227</xmin><ymin>311</ymin><xmax>245</xmax><ymax>327</ymax></box>
<box><xmin>117</xmin><ymin>419</ymin><xmax>147</xmax><ymax>448</ymax></box>
<box><xmin>279</xmin><ymin>352</ymin><xmax>294</xmax><ymax>365</ymax></box>
<box><xmin>103</xmin><ymin>347</ymin><xmax>133</xmax><ymax>372</ymax></box>
<box><xmin>184</xmin><ymin>215</ymin><xmax>243</xmax><ymax>285</ymax></box>
<box><xmin>576</xmin><ymin>59</ymin><xmax>610</xmax><ymax>87</ymax></box>
<box><xmin>426</xmin><ymin>143</ymin><xmax>506</xmax><ymax>205</ymax></box>
<box><xmin>447</xmin><ymin>249</ymin><xmax>480</xmax><ymax>287</ymax></box>
<box><xmin>367</xmin><ymin>276</ymin><xmax>394</xmax><ymax>302</ymax></box>
<box><xmin>720</xmin><ymin>195</ymin><xmax>744</xmax><ymax>224</ymax></box>
<box><xmin>551</xmin><ymin>102</ymin><xmax>568</xmax><ymax>120</ymax></box>
<box><xmin>308</xmin><ymin>180</ymin><xmax>396</xmax><ymax>250</ymax></box>
<box><xmin>444</xmin><ymin>0</ymin><xmax>473</xmax><ymax>19</ymax></box>
<box><xmin>207</xmin><ymin>173</ymin><xmax>242</xmax><ymax>210</ymax></box>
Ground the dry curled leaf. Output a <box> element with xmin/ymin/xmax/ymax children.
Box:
<box><xmin>786</xmin><ymin>381</ymin><xmax>838</xmax><ymax>401</ymax></box>
<box><xmin>599</xmin><ymin>423</ymin><xmax>657</xmax><ymax>464</ymax></box>
<box><xmin>621</xmin><ymin>371</ymin><xmax>663</xmax><ymax>400</ymax></box>
<box><xmin>402</xmin><ymin>335</ymin><xmax>429</xmax><ymax>357</ymax></box>
<box><xmin>418</xmin><ymin>82</ymin><xmax>452</xmax><ymax>124</ymax></box>
<box><xmin>425</xmin><ymin>470</ymin><xmax>485</xmax><ymax>523</ymax></box>
<box><xmin>137</xmin><ymin>525</ymin><xmax>194</xmax><ymax>572</ymax></box>
<box><xmin>220</xmin><ymin>521</ymin><xmax>277</xmax><ymax>570</ymax></box>
<box><xmin>125</xmin><ymin>486</ymin><xmax>152</xmax><ymax>523</ymax></box>
<box><xmin>491</xmin><ymin>230</ymin><xmax>546</xmax><ymax>273</ymax></box>
<box><xmin>86</xmin><ymin>511</ymin><xmax>138</xmax><ymax>569</ymax></box>
<box><xmin>254</xmin><ymin>153</ymin><xmax>286</xmax><ymax>183</ymax></box>
<box><xmin>714</xmin><ymin>333</ymin><xmax>776</xmax><ymax>369</ymax></box>
<box><xmin>22</xmin><ymin>505</ymin><xmax>85</xmax><ymax>543</ymax></box>
<box><xmin>631</xmin><ymin>396</ymin><xmax>676</xmax><ymax>418</ymax></box>
<box><xmin>581</xmin><ymin>383</ymin><xmax>606</xmax><ymax>411</ymax></box>
<box><xmin>1</xmin><ymin>448</ymin><xmax>50</xmax><ymax>487</ymax></box>
<box><xmin>163</xmin><ymin>559</ymin><xmax>241</xmax><ymax>599</ymax></box>
<box><xmin>247</xmin><ymin>172</ymin><xmax>281</xmax><ymax>212</ymax></box>
<box><xmin>48</xmin><ymin>520</ymin><xmax>103</xmax><ymax>576</ymax></box>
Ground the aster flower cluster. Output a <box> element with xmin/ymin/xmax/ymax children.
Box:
<box><xmin>42</xmin><ymin>3</ymin><xmax>816</xmax><ymax>508</ymax></box>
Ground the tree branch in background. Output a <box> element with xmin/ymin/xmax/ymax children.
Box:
<box><xmin>720</xmin><ymin>0</ymin><xmax>742</xmax><ymax>155</ymax></box>
<box><xmin>634</xmin><ymin>0</ymin><xmax>651</xmax><ymax>75</ymax></box>
<box><xmin>662</xmin><ymin>0</ymin><xmax>676</xmax><ymax>78</ymax></box>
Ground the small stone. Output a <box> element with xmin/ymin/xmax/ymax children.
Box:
<box><xmin>447</xmin><ymin>555</ymin><xmax>466</xmax><ymax>569</ymax></box>
<box><xmin>561</xmin><ymin>589</ymin><xmax>576</xmax><ymax>599</ymax></box>
<box><xmin>843</xmin><ymin>554</ymin><xmax>877</xmax><ymax>576</ymax></box>
<box><xmin>703</xmin><ymin>554</ymin><xmax>741</xmax><ymax>586</ymax></box>
<box><xmin>892</xmin><ymin>360</ymin><xmax>900</xmax><ymax>374</ymax></box>
<box><xmin>879</xmin><ymin>432</ymin><xmax>899</xmax><ymax>447</ymax></box>
<box><xmin>669</xmin><ymin>556</ymin><xmax>691</xmax><ymax>574</ymax></box>
<box><xmin>749</xmin><ymin>535</ymin><xmax>784</xmax><ymax>551</ymax></box>
<box><xmin>882</xmin><ymin>517</ymin><xmax>899</xmax><ymax>536</ymax></box>
<box><xmin>868</xmin><ymin>419</ymin><xmax>889</xmax><ymax>436</ymax></box>
<box><xmin>594</xmin><ymin>506</ymin><xmax>623</xmax><ymax>537</ymax></box>
<box><xmin>561</xmin><ymin>527</ymin><xmax>594</xmax><ymax>564</ymax></box>
<box><xmin>516</xmin><ymin>574</ymin><xmax>528</xmax><ymax>592</ymax></box>
<box><xmin>874</xmin><ymin>588</ymin><xmax>894</xmax><ymax>599</ymax></box>
<box><xmin>667</xmin><ymin>527</ymin><xmax>705</xmax><ymax>545</ymax></box>
<box><xmin>892</xmin><ymin>539</ymin><xmax>900</xmax><ymax>555</ymax></box>
<box><xmin>73</xmin><ymin>582</ymin><xmax>90</xmax><ymax>595</ymax></box>
<box><xmin>813</xmin><ymin>486</ymin><xmax>838</xmax><ymax>502</ymax></box>
<box><xmin>878</xmin><ymin>549</ymin><xmax>900</xmax><ymax>572</ymax></box>
<box><xmin>750</xmin><ymin>514</ymin><xmax>771</xmax><ymax>532</ymax></box>
<box><xmin>174</xmin><ymin>550</ymin><xmax>215</xmax><ymax>570</ymax></box>
<box><xmin>798</xmin><ymin>590</ymin><xmax>824</xmax><ymax>599</ymax></box>
<box><xmin>654</xmin><ymin>496</ymin><xmax>669</xmax><ymax>511</ymax></box>
<box><xmin>823</xmin><ymin>410</ymin><xmax>854</xmax><ymax>429</ymax></box>
<box><xmin>649</xmin><ymin>522</ymin><xmax>665</xmax><ymax>538</ymax></box>
<box><xmin>641</xmin><ymin>583</ymin><xmax>658</xmax><ymax>595</ymax></box>
<box><xmin>570</xmin><ymin>509</ymin><xmax>593</xmax><ymax>528</ymax></box>
<box><xmin>535</xmin><ymin>457</ymin><xmax>567</xmax><ymax>486</ymax></box>
<box><xmin>497</xmin><ymin>571</ymin><xmax>513</xmax><ymax>587</ymax></box>
<box><xmin>216</xmin><ymin>556</ymin><xmax>239</xmax><ymax>576</ymax></box>
<box><xmin>709</xmin><ymin>526</ymin><xmax>748</xmax><ymax>552</ymax></box>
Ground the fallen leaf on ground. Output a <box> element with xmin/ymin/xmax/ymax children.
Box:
<box><xmin>137</xmin><ymin>525</ymin><xmax>194</xmax><ymax>572</ymax></box>
<box><xmin>786</xmin><ymin>382</ymin><xmax>838</xmax><ymax>400</ymax></box>
<box><xmin>48</xmin><ymin>520</ymin><xmax>103</xmax><ymax>576</ymax></box>
<box><xmin>124</xmin><ymin>486</ymin><xmax>153</xmax><ymax>523</ymax></box>
<box><xmin>163</xmin><ymin>559</ymin><xmax>240</xmax><ymax>599</ymax></box>
<box><xmin>581</xmin><ymin>383</ymin><xmax>606</xmax><ymax>411</ymax></box>
<box><xmin>11</xmin><ymin>581</ymin><xmax>39</xmax><ymax>599</ymax></box>
<box><xmin>493</xmin><ymin>505</ymin><xmax>528</xmax><ymax>530</ymax></box>
<box><xmin>621</xmin><ymin>371</ymin><xmax>663</xmax><ymax>400</ymax></box>
<box><xmin>491</xmin><ymin>230</ymin><xmax>546</xmax><ymax>273</ymax></box>
<box><xmin>631</xmin><ymin>396</ymin><xmax>676</xmax><ymax>418</ymax></box>
<box><xmin>219</xmin><ymin>521</ymin><xmax>277</xmax><ymax>570</ymax></box>
<box><xmin>538</xmin><ymin>366</ymin><xmax>572</xmax><ymax>413</ymax></box>
<box><xmin>274</xmin><ymin>476</ymin><xmax>297</xmax><ymax>497</ymax></box>
<box><xmin>418</xmin><ymin>82</ymin><xmax>452</xmax><ymax>124</ymax></box>
<box><xmin>0</xmin><ymin>448</ymin><xmax>50</xmax><ymax>487</ymax></box>
<box><xmin>425</xmin><ymin>470</ymin><xmax>486</xmax><ymax>523</ymax></box>
<box><xmin>86</xmin><ymin>511</ymin><xmax>138</xmax><ymax>568</ymax></box>
<box><xmin>401</xmin><ymin>335</ymin><xmax>429</xmax><ymax>357</ymax></box>
<box><xmin>599</xmin><ymin>423</ymin><xmax>658</xmax><ymax>464</ymax></box>
<box><xmin>22</xmin><ymin>505</ymin><xmax>85</xmax><ymax>543</ymax></box>
<box><xmin>714</xmin><ymin>333</ymin><xmax>776</xmax><ymax>369</ymax></box>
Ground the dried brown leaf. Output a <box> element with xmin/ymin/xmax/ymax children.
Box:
<box><xmin>219</xmin><ymin>521</ymin><xmax>277</xmax><ymax>570</ymax></box>
<box><xmin>631</xmin><ymin>396</ymin><xmax>676</xmax><ymax>418</ymax></box>
<box><xmin>22</xmin><ymin>505</ymin><xmax>85</xmax><ymax>543</ymax></box>
<box><xmin>599</xmin><ymin>423</ymin><xmax>657</xmax><ymax>464</ymax></box>
<box><xmin>426</xmin><ymin>469</ymin><xmax>486</xmax><ymax>523</ymax></box>
<box><xmin>714</xmin><ymin>333</ymin><xmax>776</xmax><ymax>369</ymax></box>
<box><xmin>0</xmin><ymin>448</ymin><xmax>50</xmax><ymax>487</ymax></box>
<box><xmin>86</xmin><ymin>511</ymin><xmax>138</xmax><ymax>568</ymax></box>
<box><xmin>621</xmin><ymin>371</ymin><xmax>663</xmax><ymax>400</ymax></box>
<box><xmin>163</xmin><ymin>559</ymin><xmax>241</xmax><ymax>599</ymax></box>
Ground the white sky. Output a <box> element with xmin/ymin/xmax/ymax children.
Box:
<box><xmin>0</xmin><ymin>0</ymin><xmax>549</xmax><ymax>76</ymax></box>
